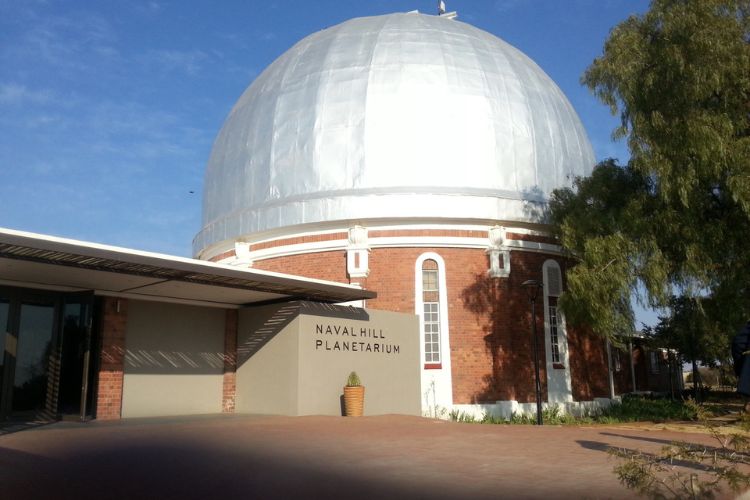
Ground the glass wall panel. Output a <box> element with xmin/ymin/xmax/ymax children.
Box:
<box><xmin>0</xmin><ymin>300</ymin><xmax>8</xmax><ymax>412</ymax></box>
<box><xmin>58</xmin><ymin>302</ymin><xmax>85</xmax><ymax>415</ymax></box>
<box><xmin>13</xmin><ymin>303</ymin><xmax>55</xmax><ymax>413</ymax></box>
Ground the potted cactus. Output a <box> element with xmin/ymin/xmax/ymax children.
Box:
<box><xmin>343</xmin><ymin>371</ymin><xmax>365</xmax><ymax>417</ymax></box>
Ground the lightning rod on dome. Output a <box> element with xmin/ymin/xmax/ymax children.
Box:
<box><xmin>437</xmin><ymin>1</ymin><xmax>458</xmax><ymax>19</ymax></box>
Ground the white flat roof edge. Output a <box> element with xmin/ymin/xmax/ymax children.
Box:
<box><xmin>0</xmin><ymin>227</ymin><xmax>375</xmax><ymax>300</ymax></box>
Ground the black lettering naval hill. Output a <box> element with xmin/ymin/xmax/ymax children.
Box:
<box><xmin>314</xmin><ymin>324</ymin><xmax>400</xmax><ymax>354</ymax></box>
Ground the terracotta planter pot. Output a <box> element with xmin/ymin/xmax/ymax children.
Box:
<box><xmin>343</xmin><ymin>385</ymin><xmax>365</xmax><ymax>417</ymax></box>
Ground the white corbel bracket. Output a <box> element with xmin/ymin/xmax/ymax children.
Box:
<box><xmin>347</xmin><ymin>225</ymin><xmax>370</xmax><ymax>279</ymax></box>
<box><xmin>487</xmin><ymin>226</ymin><xmax>510</xmax><ymax>278</ymax></box>
<box><xmin>231</xmin><ymin>241</ymin><xmax>253</xmax><ymax>267</ymax></box>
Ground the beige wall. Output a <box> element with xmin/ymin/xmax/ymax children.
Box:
<box><xmin>121</xmin><ymin>300</ymin><xmax>225</xmax><ymax>418</ymax></box>
<box><xmin>236</xmin><ymin>303</ymin><xmax>300</xmax><ymax>414</ymax></box>
<box><xmin>236</xmin><ymin>302</ymin><xmax>421</xmax><ymax>416</ymax></box>
<box><xmin>297</xmin><ymin>308</ymin><xmax>421</xmax><ymax>416</ymax></box>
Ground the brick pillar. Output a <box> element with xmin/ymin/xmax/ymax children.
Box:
<box><xmin>223</xmin><ymin>309</ymin><xmax>238</xmax><ymax>413</ymax></box>
<box><xmin>95</xmin><ymin>297</ymin><xmax>127</xmax><ymax>420</ymax></box>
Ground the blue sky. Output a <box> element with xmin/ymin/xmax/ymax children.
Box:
<box><xmin>0</xmin><ymin>1</ymin><xmax>658</xmax><ymax>322</ymax></box>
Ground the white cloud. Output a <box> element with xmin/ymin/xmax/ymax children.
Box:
<box><xmin>142</xmin><ymin>49</ymin><xmax>210</xmax><ymax>75</ymax></box>
<box><xmin>3</xmin><ymin>11</ymin><xmax>119</xmax><ymax>73</ymax></box>
<box><xmin>24</xmin><ymin>114</ymin><xmax>61</xmax><ymax>128</ymax></box>
<box><xmin>0</xmin><ymin>82</ymin><xmax>53</xmax><ymax>105</ymax></box>
<box><xmin>131</xmin><ymin>1</ymin><xmax>162</xmax><ymax>16</ymax></box>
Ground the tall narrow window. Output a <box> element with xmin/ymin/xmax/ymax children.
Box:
<box><xmin>649</xmin><ymin>351</ymin><xmax>660</xmax><ymax>374</ymax></box>
<box><xmin>422</xmin><ymin>259</ymin><xmax>440</xmax><ymax>365</ymax></box>
<box><xmin>423</xmin><ymin>302</ymin><xmax>440</xmax><ymax>364</ymax></box>
<box><xmin>614</xmin><ymin>349</ymin><xmax>622</xmax><ymax>372</ymax></box>
<box><xmin>422</xmin><ymin>268</ymin><xmax>438</xmax><ymax>292</ymax></box>
<box><xmin>543</xmin><ymin>260</ymin><xmax>566</xmax><ymax>369</ymax></box>
<box><xmin>416</xmin><ymin>254</ymin><xmax>448</xmax><ymax>369</ymax></box>
<box><xmin>548</xmin><ymin>303</ymin><xmax>561</xmax><ymax>363</ymax></box>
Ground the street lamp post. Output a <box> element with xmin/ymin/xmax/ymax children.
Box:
<box><xmin>521</xmin><ymin>279</ymin><xmax>544</xmax><ymax>425</ymax></box>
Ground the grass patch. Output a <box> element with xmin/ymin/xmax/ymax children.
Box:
<box><xmin>597</xmin><ymin>396</ymin><xmax>697</xmax><ymax>423</ymax></box>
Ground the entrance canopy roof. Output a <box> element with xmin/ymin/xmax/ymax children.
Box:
<box><xmin>0</xmin><ymin>228</ymin><xmax>374</xmax><ymax>308</ymax></box>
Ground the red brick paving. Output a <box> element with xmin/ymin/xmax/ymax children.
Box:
<box><xmin>0</xmin><ymin>415</ymin><xmax>737</xmax><ymax>499</ymax></box>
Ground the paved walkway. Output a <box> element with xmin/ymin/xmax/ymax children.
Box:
<box><xmin>0</xmin><ymin>414</ymin><xmax>739</xmax><ymax>499</ymax></box>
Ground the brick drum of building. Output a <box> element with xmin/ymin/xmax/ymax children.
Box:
<box><xmin>206</xmin><ymin>225</ymin><xmax>616</xmax><ymax>417</ymax></box>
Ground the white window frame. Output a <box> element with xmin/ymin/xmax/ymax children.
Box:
<box><xmin>422</xmin><ymin>269</ymin><xmax>439</xmax><ymax>292</ymax></box>
<box><xmin>415</xmin><ymin>253</ymin><xmax>449</xmax><ymax>368</ymax></box>
<box><xmin>423</xmin><ymin>301</ymin><xmax>441</xmax><ymax>364</ymax></box>
<box><xmin>649</xmin><ymin>351</ymin><xmax>660</xmax><ymax>374</ymax></box>
<box><xmin>542</xmin><ymin>259</ymin><xmax>573</xmax><ymax>402</ymax></box>
<box><xmin>548</xmin><ymin>304</ymin><xmax>561</xmax><ymax>364</ymax></box>
<box><xmin>542</xmin><ymin>259</ymin><xmax>568</xmax><ymax>366</ymax></box>
<box><xmin>614</xmin><ymin>349</ymin><xmax>622</xmax><ymax>372</ymax></box>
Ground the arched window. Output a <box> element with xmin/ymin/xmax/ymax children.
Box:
<box><xmin>415</xmin><ymin>253</ymin><xmax>449</xmax><ymax>369</ymax></box>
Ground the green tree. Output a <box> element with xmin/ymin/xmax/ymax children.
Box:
<box><xmin>644</xmin><ymin>296</ymin><xmax>728</xmax><ymax>399</ymax></box>
<box><xmin>549</xmin><ymin>0</ymin><xmax>750</xmax><ymax>341</ymax></box>
<box><xmin>549</xmin><ymin>160</ymin><xmax>667</xmax><ymax>338</ymax></box>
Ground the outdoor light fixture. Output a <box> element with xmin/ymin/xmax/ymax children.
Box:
<box><xmin>521</xmin><ymin>279</ymin><xmax>544</xmax><ymax>425</ymax></box>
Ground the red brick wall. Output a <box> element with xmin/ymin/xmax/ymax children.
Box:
<box><xmin>207</xmin><ymin>229</ymin><xmax>492</xmax><ymax>262</ymax></box>
<box><xmin>254</xmin><ymin>250</ymin><xmax>349</xmax><ymax>283</ymax></box>
<box><xmin>253</xmin><ymin>246</ymin><xmax>612</xmax><ymax>405</ymax></box>
<box><xmin>567</xmin><ymin>326</ymin><xmax>611</xmax><ymax>400</ymax></box>
<box><xmin>95</xmin><ymin>297</ymin><xmax>127</xmax><ymax>420</ymax></box>
<box><xmin>223</xmin><ymin>309</ymin><xmax>238</xmax><ymax>413</ymax></box>
<box><xmin>252</xmin><ymin>232</ymin><xmax>348</xmax><ymax>251</ymax></box>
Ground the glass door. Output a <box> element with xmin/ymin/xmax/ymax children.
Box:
<box><xmin>0</xmin><ymin>288</ymin><xmax>96</xmax><ymax>422</ymax></box>
<box><xmin>0</xmin><ymin>299</ymin><xmax>9</xmax><ymax>418</ymax></box>
<box><xmin>12</xmin><ymin>301</ymin><xmax>58</xmax><ymax>419</ymax></box>
<box><xmin>57</xmin><ymin>292</ymin><xmax>94</xmax><ymax>420</ymax></box>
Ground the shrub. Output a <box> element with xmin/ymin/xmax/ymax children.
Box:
<box><xmin>610</xmin><ymin>400</ymin><xmax>750</xmax><ymax>498</ymax></box>
<box><xmin>449</xmin><ymin>405</ymin><xmax>590</xmax><ymax>425</ymax></box>
<box><xmin>450</xmin><ymin>398</ymin><xmax>700</xmax><ymax>426</ymax></box>
<box><xmin>448</xmin><ymin>410</ymin><xmax>478</xmax><ymax>423</ymax></box>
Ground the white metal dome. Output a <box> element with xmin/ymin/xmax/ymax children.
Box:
<box><xmin>195</xmin><ymin>12</ymin><xmax>594</xmax><ymax>256</ymax></box>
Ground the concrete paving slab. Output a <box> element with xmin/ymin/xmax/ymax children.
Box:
<box><xmin>0</xmin><ymin>414</ymin><xmax>741</xmax><ymax>499</ymax></box>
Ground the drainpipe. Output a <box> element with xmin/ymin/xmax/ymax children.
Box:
<box><xmin>629</xmin><ymin>337</ymin><xmax>637</xmax><ymax>392</ymax></box>
<box><xmin>606</xmin><ymin>340</ymin><xmax>615</xmax><ymax>399</ymax></box>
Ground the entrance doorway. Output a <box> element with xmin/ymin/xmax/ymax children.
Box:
<box><xmin>0</xmin><ymin>287</ymin><xmax>95</xmax><ymax>422</ymax></box>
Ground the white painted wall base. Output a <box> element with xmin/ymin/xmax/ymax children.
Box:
<box><xmin>445</xmin><ymin>397</ymin><xmax>622</xmax><ymax>421</ymax></box>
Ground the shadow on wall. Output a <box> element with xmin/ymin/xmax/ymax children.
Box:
<box><xmin>460</xmin><ymin>255</ymin><xmax>546</xmax><ymax>404</ymax></box>
<box><xmin>123</xmin><ymin>302</ymin><xmax>370</xmax><ymax>375</ymax></box>
<box><xmin>124</xmin><ymin>347</ymin><xmax>225</xmax><ymax>375</ymax></box>
<box><xmin>566</xmin><ymin>325</ymin><xmax>610</xmax><ymax>400</ymax></box>
<box><xmin>298</xmin><ymin>302</ymin><xmax>369</xmax><ymax>321</ymax></box>
<box><xmin>122</xmin><ymin>302</ymin><xmax>228</xmax><ymax>376</ymax></box>
<box><xmin>236</xmin><ymin>301</ymin><xmax>370</xmax><ymax>368</ymax></box>
<box><xmin>521</xmin><ymin>186</ymin><xmax>547</xmax><ymax>223</ymax></box>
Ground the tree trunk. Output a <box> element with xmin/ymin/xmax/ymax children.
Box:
<box><xmin>668</xmin><ymin>351</ymin><xmax>675</xmax><ymax>400</ymax></box>
<box><xmin>692</xmin><ymin>359</ymin><xmax>701</xmax><ymax>402</ymax></box>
